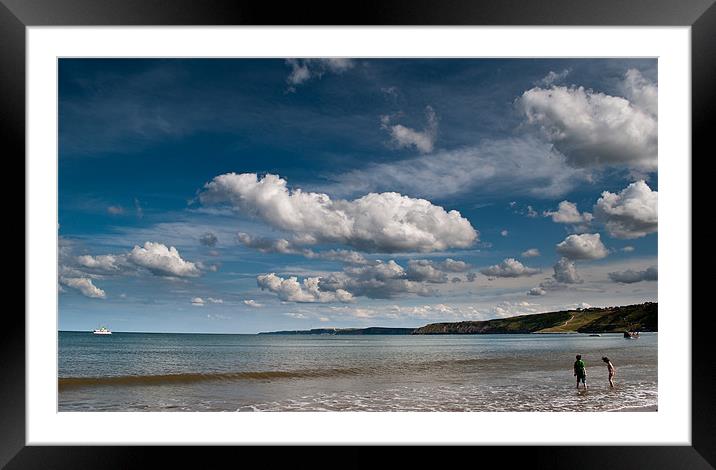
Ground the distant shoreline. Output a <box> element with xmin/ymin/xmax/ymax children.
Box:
<box><xmin>59</xmin><ymin>302</ymin><xmax>657</xmax><ymax>336</ymax></box>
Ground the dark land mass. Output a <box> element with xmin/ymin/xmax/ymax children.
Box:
<box><xmin>412</xmin><ymin>302</ymin><xmax>657</xmax><ymax>335</ymax></box>
<box><xmin>259</xmin><ymin>302</ymin><xmax>657</xmax><ymax>336</ymax></box>
<box><xmin>258</xmin><ymin>327</ymin><xmax>416</xmax><ymax>335</ymax></box>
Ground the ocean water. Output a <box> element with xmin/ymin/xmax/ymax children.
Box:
<box><xmin>58</xmin><ymin>331</ymin><xmax>657</xmax><ymax>412</ymax></box>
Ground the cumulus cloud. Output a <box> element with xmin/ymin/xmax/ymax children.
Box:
<box><xmin>60</xmin><ymin>277</ymin><xmax>106</xmax><ymax>299</ymax></box>
<box><xmin>608</xmin><ymin>266</ymin><xmax>658</xmax><ymax>283</ymax></box>
<box><xmin>191</xmin><ymin>297</ymin><xmax>205</xmax><ymax>306</ymax></box>
<box><xmin>285</xmin><ymin>58</ymin><xmax>354</xmax><ymax>89</ymax></box>
<box><xmin>200</xmin><ymin>173</ymin><xmax>478</xmax><ymax>253</ymax></box>
<box><xmin>551</xmin><ymin>257</ymin><xmax>582</xmax><ymax>284</ymax></box>
<box><xmin>500</xmin><ymin>230</ymin><xmax>509</xmax><ymax>237</ymax></box>
<box><xmin>107</xmin><ymin>205</ymin><xmax>124</xmax><ymax>215</ymax></box>
<box><xmin>243</xmin><ymin>299</ymin><xmax>264</xmax><ymax>308</ymax></box>
<box><xmin>76</xmin><ymin>254</ymin><xmax>127</xmax><ymax>273</ymax></box>
<box><xmin>257</xmin><ymin>273</ymin><xmax>353</xmax><ymax>303</ymax></box>
<box><xmin>527</xmin><ymin>286</ymin><xmax>546</xmax><ymax>296</ymax></box>
<box><xmin>199</xmin><ymin>232</ymin><xmax>218</xmax><ymax>247</ymax></box>
<box><xmin>406</xmin><ymin>260</ymin><xmax>449</xmax><ymax>283</ymax></box>
<box><xmin>593</xmin><ymin>180</ymin><xmax>657</xmax><ymax>239</ymax></box>
<box><xmin>61</xmin><ymin>240</ymin><xmax>205</xmax><ymax>296</ymax></box>
<box><xmin>322</xmin><ymin>136</ymin><xmax>590</xmax><ymax>200</ymax></box>
<box><xmin>620</xmin><ymin>68</ymin><xmax>658</xmax><ymax>117</ymax></box>
<box><xmin>127</xmin><ymin>242</ymin><xmax>201</xmax><ymax>277</ymax></box>
<box><xmin>439</xmin><ymin>258</ymin><xmax>471</xmax><ymax>272</ymax></box>
<box><xmin>556</xmin><ymin>233</ymin><xmax>609</xmax><ymax>260</ymax></box>
<box><xmin>481</xmin><ymin>258</ymin><xmax>540</xmax><ymax>278</ymax></box>
<box><xmin>544</xmin><ymin>200</ymin><xmax>593</xmax><ymax>226</ymax></box>
<box><xmin>381</xmin><ymin>106</ymin><xmax>438</xmax><ymax>153</ymax></box>
<box><xmin>517</xmin><ymin>70</ymin><xmax>658</xmax><ymax>172</ymax></box>
<box><xmin>207</xmin><ymin>297</ymin><xmax>223</xmax><ymax>304</ymax></box>
<box><xmin>522</xmin><ymin>248</ymin><xmax>541</xmax><ymax>258</ymax></box>
<box><xmin>309</xmin><ymin>259</ymin><xmax>443</xmax><ymax>300</ymax></box>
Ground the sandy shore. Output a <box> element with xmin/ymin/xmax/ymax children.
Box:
<box><xmin>611</xmin><ymin>405</ymin><xmax>657</xmax><ymax>412</ymax></box>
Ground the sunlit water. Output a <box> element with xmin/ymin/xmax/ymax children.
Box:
<box><xmin>58</xmin><ymin>331</ymin><xmax>657</xmax><ymax>412</ymax></box>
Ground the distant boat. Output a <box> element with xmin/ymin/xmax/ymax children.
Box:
<box><xmin>624</xmin><ymin>331</ymin><xmax>639</xmax><ymax>339</ymax></box>
<box><xmin>93</xmin><ymin>326</ymin><xmax>112</xmax><ymax>335</ymax></box>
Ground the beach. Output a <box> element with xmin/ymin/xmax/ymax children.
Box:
<box><xmin>59</xmin><ymin>331</ymin><xmax>657</xmax><ymax>412</ymax></box>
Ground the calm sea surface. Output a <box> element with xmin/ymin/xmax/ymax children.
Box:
<box><xmin>58</xmin><ymin>331</ymin><xmax>657</xmax><ymax>412</ymax></box>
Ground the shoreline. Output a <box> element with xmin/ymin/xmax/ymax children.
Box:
<box><xmin>611</xmin><ymin>404</ymin><xmax>657</xmax><ymax>412</ymax></box>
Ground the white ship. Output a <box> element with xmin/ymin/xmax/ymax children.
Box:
<box><xmin>92</xmin><ymin>326</ymin><xmax>112</xmax><ymax>335</ymax></box>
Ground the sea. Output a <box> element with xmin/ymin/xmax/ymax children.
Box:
<box><xmin>58</xmin><ymin>331</ymin><xmax>657</xmax><ymax>412</ymax></box>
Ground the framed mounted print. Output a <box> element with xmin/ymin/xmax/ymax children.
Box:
<box><xmin>4</xmin><ymin>0</ymin><xmax>712</xmax><ymax>467</ymax></box>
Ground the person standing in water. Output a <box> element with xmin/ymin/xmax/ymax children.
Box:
<box><xmin>602</xmin><ymin>356</ymin><xmax>616</xmax><ymax>388</ymax></box>
<box><xmin>574</xmin><ymin>354</ymin><xmax>587</xmax><ymax>390</ymax></box>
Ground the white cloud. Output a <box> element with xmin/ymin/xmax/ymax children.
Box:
<box><xmin>481</xmin><ymin>258</ymin><xmax>540</xmax><ymax>278</ymax></box>
<box><xmin>207</xmin><ymin>297</ymin><xmax>223</xmax><ymax>304</ymax></box>
<box><xmin>538</xmin><ymin>69</ymin><xmax>570</xmax><ymax>86</ymax></box>
<box><xmin>593</xmin><ymin>180</ymin><xmax>657</xmax><ymax>239</ymax></box>
<box><xmin>200</xmin><ymin>173</ymin><xmax>478</xmax><ymax>253</ymax></box>
<box><xmin>305</xmin><ymin>249</ymin><xmax>369</xmax><ymax>265</ymax></box>
<box><xmin>500</xmin><ymin>229</ymin><xmax>509</xmax><ymax>237</ymax></box>
<box><xmin>621</xmin><ymin>246</ymin><xmax>635</xmax><ymax>252</ymax></box>
<box><xmin>322</xmin><ymin>136</ymin><xmax>590</xmax><ymax>200</ymax></box>
<box><xmin>544</xmin><ymin>200</ymin><xmax>593</xmax><ymax>225</ymax></box>
<box><xmin>191</xmin><ymin>297</ymin><xmax>205</xmax><ymax>307</ymax></box>
<box><xmin>60</xmin><ymin>277</ymin><xmax>106</xmax><ymax>299</ymax></box>
<box><xmin>285</xmin><ymin>58</ymin><xmax>355</xmax><ymax>88</ymax></box>
<box><xmin>76</xmin><ymin>254</ymin><xmax>126</xmax><ymax>273</ymax></box>
<box><xmin>517</xmin><ymin>71</ymin><xmax>658</xmax><ymax>172</ymax></box>
<box><xmin>318</xmin><ymin>260</ymin><xmax>437</xmax><ymax>300</ymax></box>
<box><xmin>556</xmin><ymin>233</ymin><xmax>609</xmax><ymax>260</ymax></box>
<box><xmin>609</xmin><ymin>266</ymin><xmax>658</xmax><ymax>283</ymax></box>
<box><xmin>521</xmin><ymin>248</ymin><xmax>541</xmax><ymax>258</ymax></box>
<box><xmin>551</xmin><ymin>257</ymin><xmax>582</xmax><ymax>284</ymax></box>
<box><xmin>257</xmin><ymin>273</ymin><xmax>353</xmax><ymax>303</ymax></box>
<box><xmin>405</xmin><ymin>260</ymin><xmax>449</xmax><ymax>283</ymax></box>
<box><xmin>107</xmin><ymin>205</ymin><xmax>124</xmax><ymax>215</ymax></box>
<box><xmin>128</xmin><ymin>242</ymin><xmax>201</xmax><ymax>277</ymax></box>
<box><xmin>439</xmin><ymin>258</ymin><xmax>471</xmax><ymax>272</ymax></box>
<box><xmin>243</xmin><ymin>299</ymin><xmax>264</xmax><ymax>308</ymax></box>
<box><xmin>620</xmin><ymin>68</ymin><xmax>658</xmax><ymax>117</ymax></box>
<box><xmin>527</xmin><ymin>286</ymin><xmax>546</xmax><ymax>296</ymax></box>
<box><xmin>381</xmin><ymin>106</ymin><xmax>438</xmax><ymax>153</ymax></box>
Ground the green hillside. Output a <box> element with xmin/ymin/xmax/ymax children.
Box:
<box><xmin>412</xmin><ymin>302</ymin><xmax>657</xmax><ymax>335</ymax></box>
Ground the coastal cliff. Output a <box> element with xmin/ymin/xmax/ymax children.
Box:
<box><xmin>411</xmin><ymin>302</ymin><xmax>657</xmax><ymax>335</ymax></box>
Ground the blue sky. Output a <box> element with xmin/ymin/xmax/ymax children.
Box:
<box><xmin>58</xmin><ymin>58</ymin><xmax>658</xmax><ymax>333</ymax></box>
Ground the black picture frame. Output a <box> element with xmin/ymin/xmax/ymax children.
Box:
<box><xmin>4</xmin><ymin>0</ymin><xmax>711</xmax><ymax>467</ymax></box>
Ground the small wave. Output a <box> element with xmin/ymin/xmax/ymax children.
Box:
<box><xmin>58</xmin><ymin>367</ymin><xmax>361</xmax><ymax>390</ymax></box>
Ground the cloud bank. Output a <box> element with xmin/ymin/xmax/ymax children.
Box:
<box><xmin>594</xmin><ymin>180</ymin><xmax>657</xmax><ymax>239</ymax></box>
<box><xmin>517</xmin><ymin>69</ymin><xmax>657</xmax><ymax>172</ymax></box>
<box><xmin>200</xmin><ymin>173</ymin><xmax>478</xmax><ymax>253</ymax></box>
<box><xmin>481</xmin><ymin>258</ymin><xmax>540</xmax><ymax>278</ymax></box>
<box><xmin>556</xmin><ymin>233</ymin><xmax>609</xmax><ymax>260</ymax></box>
<box><xmin>609</xmin><ymin>266</ymin><xmax>658</xmax><ymax>283</ymax></box>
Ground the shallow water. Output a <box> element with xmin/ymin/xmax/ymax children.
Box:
<box><xmin>58</xmin><ymin>331</ymin><xmax>657</xmax><ymax>412</ymax></box>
